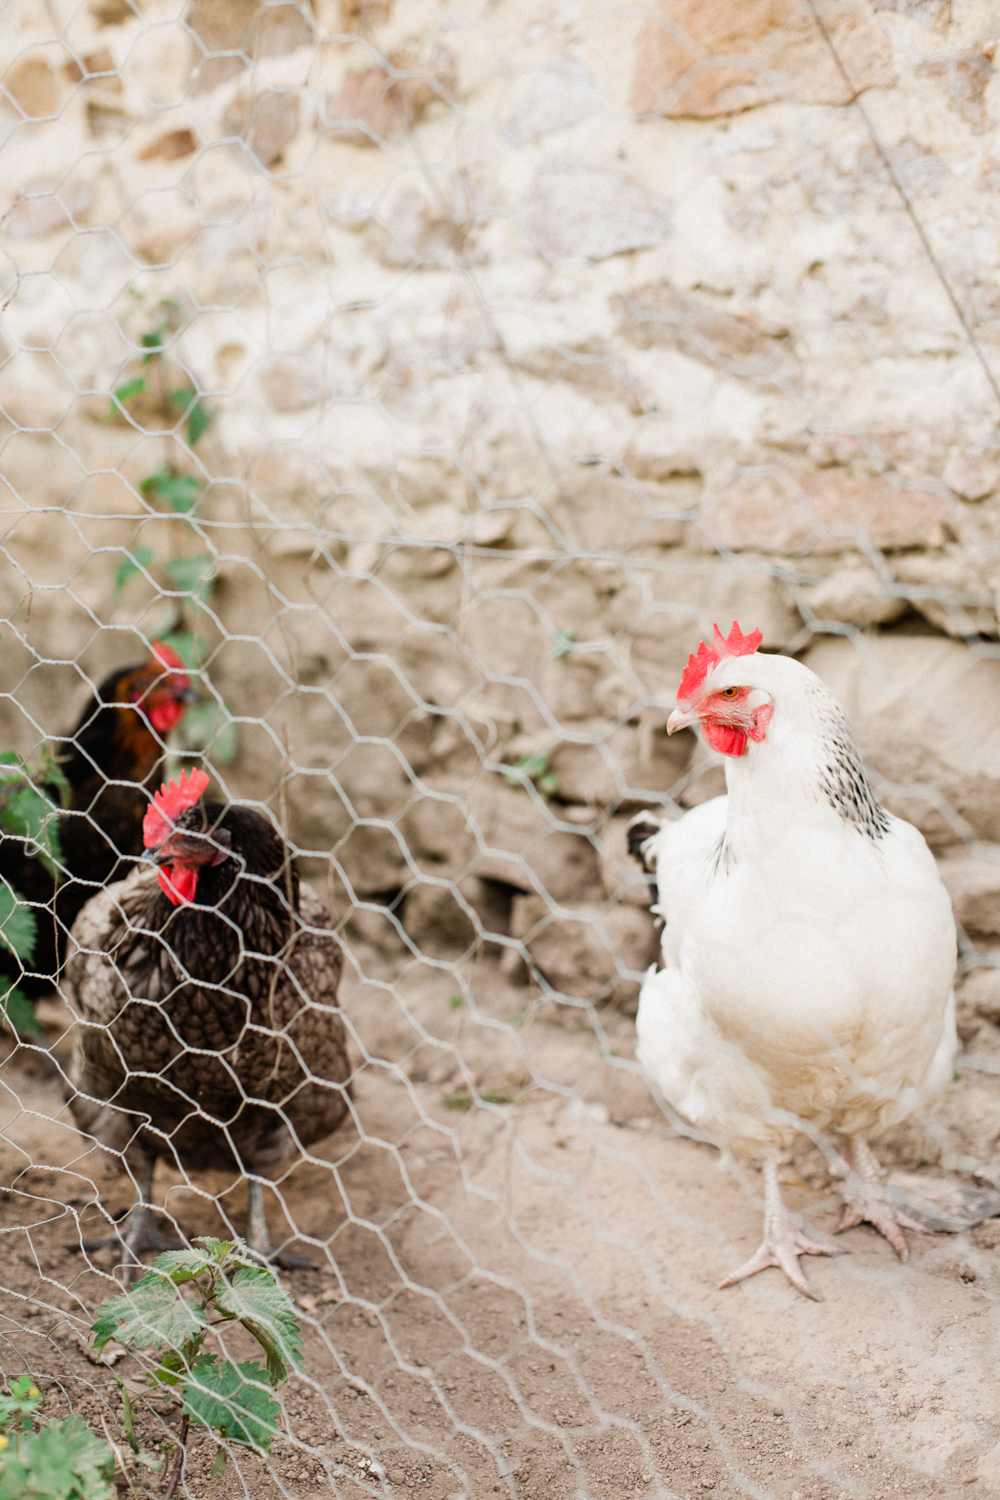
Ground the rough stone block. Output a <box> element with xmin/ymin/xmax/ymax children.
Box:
<box><xmin>802</xmin><ymin>565</ymin><xmax>908</xmax><ymax>628</ymax></box>
<box><xmin>521</xmin><ymin>164</ymin><xmax>672</xmax><ymax>261</ymax></box>
<box><xmin>223</xmin><ymin>88</ymin><xmax>300</xmax><ymax>167</ymax></box>
<box><xmin>699</xmin><ymin>468</ymin><xmax>954</xmax><ymax>555</ymax></box>
<box><xmin>596</xmin><ymin>816</ymin><xmax>656</xmax><ymax>908</ymax></box>
<box><xmin>632</xmin><ymin>0</ymin><xmax>893</xmax><ymax>118</ymax></box>
<box><xmin>511</xmin><ymin>896</ymin><xmax>658</xmax><ymax>1011</ymax></box>
<box><xmin>502</xmin><ymin>57</ymin><xmax>601</xmax><ymax>145</ymax></box>
<box><xmin>957</xmin><ymin>967</ymin><xmax>1000</xmax><ymax>1027</ymax></box>
<box><xmin>466</xmin><ymin>778</ymin><xmax>603</xmax><ymax>903</ymax></box>
<box><xmin>804</xmin><ymin>636</ymin><xmax>1000</xmax><ymax>849</ymax></box>
<box><xmin>616</xmin><ymin>284</ymin><xmax>794</xmax><ymax>382</ymax></box>
<box><xmin>938</xmin><ymin>851</ymin><xmax>1000</xmax><ymax>939</ymax></box>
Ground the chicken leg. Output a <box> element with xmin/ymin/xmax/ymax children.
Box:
<box><xmin>833</xmin><ymin>1136</ymin><xmax>926</xmax><ymax>1260</ymax></box>
<box><xmin>81</xmin><ymin>1159</ymin><xmax>183</xmax><ymax>1281</ymax></box>
<box><xmin>245</xmin><ymin>1178</ymin><xmax>316</xmax><ymax>1271</ymax></box>
<box><xmin>719</xmin><ymin>1154</ymin><xmax>840</xmax><ymax>1301</ymax></box>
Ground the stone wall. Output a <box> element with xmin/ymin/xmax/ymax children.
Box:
<box><xmin>2</xmin><ymin>0</ymin><xmax>1000</xmax><ymax>1006</ymax></box>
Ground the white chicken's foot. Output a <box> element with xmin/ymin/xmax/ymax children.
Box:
<box><xmin>833</xmin><ymin>1135</ymin><xmax>926</xmax><ymax>1261</ymax></box>
<box><xmin>719</xmin><ymin>1155</ymin><xmax>839</xmax><ymax>1301</ymax></box>
<box><xmin>245</xmin><ymin>1178</ymin><xmax>316</xmax><ymax>1271</ymax></box>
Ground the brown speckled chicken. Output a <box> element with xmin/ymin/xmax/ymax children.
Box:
<box><xmin>63</xmin><ymin>769</ymin><xmax>351</xmax><ymax>1271</ymax></box>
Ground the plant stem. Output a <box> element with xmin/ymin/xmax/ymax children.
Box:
<box><xmin>162</xmin><ymin>1413</ymin><xmax>188</xmax><ymax>1500</ymax></box>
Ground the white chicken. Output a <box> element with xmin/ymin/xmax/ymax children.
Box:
<box><xmin>633</xmin><ymin>623</ymin><xmax>957</xmax><ymax>1299</ymax></box>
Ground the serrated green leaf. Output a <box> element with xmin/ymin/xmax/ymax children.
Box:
<box><xmin>0</xmin><ymin>986</ymin><xmax>40</xmax><ymax>1037</ymax></box>
<box><xmin>192</xmin><ymin>1236</ymin><xmax>240</xmax><ymax>1263</ymax></box>
<box><xmin>114</xmin><ymin>547</ymin><xmax>154</xmax><ymax>596</ymax></box>
<box><xmin>186</xmin><ymin>402</ymin><xmax>213</xmax><ymax>449</ymax></box>
<box><xmin>0</xmin><ymin>1416</ymin><xmax>114</xmax><ymax>1500</ymax></box>
<box><xmin>212</xmin><ymin>1266</ymin><xmax>303</xmax><ymax>1384</ymax></box>
<box><xmin>210</xmin><ymin>1446</ymin><xmax>228</xmax><ymax>1477</ymax></box>
<box><xmin>163</xmin><ymin>554</ymin><xmax>214</xmax><ymax>598</ymax></box>
<box><xmin>140</xmin><ymin>325</ymin><xmax>166</xmax><ymax>361</ymax></box>
<box><xmin>148</xmin><ymin>1349</ymin><xmax>187</xmax><ymax>1389</ymax></box>
<box><xmin>140</xmin><ymin>469</ymin><xmax>202</xmax><ymax>515</ymax></box>
<box><xmin>0</xmin><ymin>885</ymin><xmax>36</xmax><ymax>964</ymax></box>
<box><xmin>503</xmin><ymin>755</ymin><xmax>551</xmax><ymax>789</ymax></box>
<box><xmin>179</xmin><ymin>700</ymin><xmax>240</xmax><ymax>764</ymax></box>
<box><xmin>90</xmin><ymin>1272</ymin><xmax>206</xmax><ymax>1353</ymax></box>
<box><xmin>1</xmin><ymin>779</ymin><xmax>64</xmax><ymax>878</ymax></box>
<box><xmin>114</xmin><ymin>377</ymin><xmax>145</xmax><ymax>405</ymax></box>
<box><xmin>180</xmin><ymin>1359</ymin><xmax>280</xmax><ymax>1455</ymax></box>
<box><xmin>144</xmin><ymin>1246</ymin><xmax>214</xmax><ymax>1285</ymax></box>
<box><xmin>0</xmin><ymin>1375</ymin><xmax>43</xmax><ymax>1429</ymax></box>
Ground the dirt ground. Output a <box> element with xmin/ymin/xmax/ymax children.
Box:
<box><xmin>2</xmin><ymin>945</ymin><xmax>1000</xmax><ymax>1500</ymax></box>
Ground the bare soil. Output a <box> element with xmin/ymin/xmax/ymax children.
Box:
<box><xmin>2</xmin><ymin>947</ymin><xmax>1000</xmax><ymax>1500</ymax></box>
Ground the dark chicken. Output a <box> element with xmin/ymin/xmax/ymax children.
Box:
<box><xmin>0</xmin><ymin>644</ymin><xmax>195</xmax><ymax>996</ymax></box>
<box><xmin>63</xmin><ymin>769</ymin><xmax>351</xmax><ymax>1270</ymax></box>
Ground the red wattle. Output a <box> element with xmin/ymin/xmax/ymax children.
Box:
<box><xmin>749</xmin><ymin>704</ymin><xmax>773</xmax><ymax>741</ymax></box>
<box><xmin>703</xmin><ymin>722</ymin><xmax>748</xmax><ymax>757</ymax></box>
<box><xmin>149</xmin><ymin>701</ymin><xmax>184</xmax><ymax>734</ymax></box>
<box><xmin>157</xmin><ymin>864</ymin><xmax>199</xmax><ymax>905</ymax></box>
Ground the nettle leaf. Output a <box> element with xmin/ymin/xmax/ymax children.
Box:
<box><xmin>163</xmin><ymin>554</ymin><xmax>214</xmax><ymax>600</ymax></box>
<box><xmin>114</xmin><ymin>377</ymin><xmax>146</xmax><ymax>405</ymax></box>
<box><xmin>180</xmin><ymin>700</ymin><xmax>240</xmax><ymax>764</ymax></box>
<box><xmin>0</xmin><ymin>1374</ymin><xmax>43</xmax><ymax>1428</ymax></box>
<box><xmin>1</xmin><ymin>781</ymin><xmax>64</xmax><ymax>876</ymax></box>
<box><xmin>140</xmin><ymin>469</ymin><xmax>202</xmax><ymax>515</ymax></box>
<box><xmin>180</xmin><ymin>1358</ymin><xmax>280</xmax><ymax>1455</ymax></box>
<box><xmin>114</xmin><ymin>547</ymin><xmax>154</xmax><ymax>596</ymax></box>
<box><xmin>90</xmin><ymin>1271</ymin><xmax>206</xmax><ymax>1353</ymax></box>
<box><xmin>1</xmin><ymin>985</ymin><xmax>40</xmax><ymax>1037</ymax></box>
<box><xmin>0</xmin><ymin>885</ymin><xmax>37</xmax><ymax>964</ymax></box>
<box><xmin>167</xmin><ymin>388</ymin><xmax>213</xmax><ymax>447</ymax></box>
<box><xmin>0</xmin><ymin>1417</ymin><xmax>114</xmax><ymax>1500</ymax></box>
<box><xmin>185</xmin><ymin>401</ymin><xmax>213</xmax><ymax>449</ymax></box>
<box><xmin>144</xmin><ymin>1246</ymin><xmax>214</xmax><ymax>1285</ymax></box>
<box><xmin>212</xmin><ymin>1265</ymin><xmax>304</xmax><ymax>1384</ymax></box>
<box><xmin>192</xmin><ymin>1236</ymin><xmax>240</xmax><ymax>1263</ymax></box>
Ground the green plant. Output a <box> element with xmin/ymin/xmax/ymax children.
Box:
<box><xmin>91</xmin><ymin>1238</ymin><xmax>303</xmax><ymax>1483</ymax></box>
<box><xmin>442</xmin><ymin>1087</ymin><xmax>516</xmax><ymax>1110</ymax></box>
<box><xmin>0</xmin><ymin>1374</ymin><xmax>115</xmax><ymax>1500</ymax></box>
<box><xmin>0</xmin><ymin>750</ymin><xmax>69</xmax><ymax>1037</ymax></box>
<box><xmin>503</xmin><ymin>755</ymin><xmax>559</xmax><ymax>798</ymax></box>
<box><xmin>111</xmin><ymin>308</ymin><xmax>238</xmax><ymax>767</ymax></box>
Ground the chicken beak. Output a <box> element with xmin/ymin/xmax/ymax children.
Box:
<box><xmin>666</xmin><ymin>705</ymin><xmax>698</xmax><ymax>734</ymax></box>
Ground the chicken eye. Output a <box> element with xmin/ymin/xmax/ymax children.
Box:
<box><xmin>721</xmin><ymin>687</ymin><xmax>739</xmax><ymax>698</ymax></box>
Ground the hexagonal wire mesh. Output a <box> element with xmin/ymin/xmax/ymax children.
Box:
<box><xmin>1</xmin><ymin>1</ymin><xmax>1000</xmax><ymax>1498</ymax></box>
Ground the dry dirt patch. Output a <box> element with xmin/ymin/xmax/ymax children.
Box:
<box><xmin>0</xmin><ymin>951</ymin><xmax>998</xmax><ymax>1499</ymax></box>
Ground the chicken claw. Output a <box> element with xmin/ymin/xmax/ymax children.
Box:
<box><xmin>833</xmin><ymin>1192</ymin><xmax>925</xmax><ymax>1260</ymax></box>
<box><xmin>719</xmin><ymin>1225</ymin><xmax>837</xmax><ymax>1301</ymax></box>
<box><xmin>833</xmin><ymin>1135</ymin><xmax>928</xmax><ymax>1262</ymax></box>
<box><xmin>719</xmin><ymin>1155</ymin><xmax>842</xmax><ymax>1301</ymax></box>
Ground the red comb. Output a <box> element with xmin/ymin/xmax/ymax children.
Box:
<box><xmin>142</xmin><ymin>767</ymin><xmax>210</xmax><ymax>849</ymax></box>
<box><xmin>150</xmin><ymin>641</ymin><xmax>186</xmax><ymax>674</ymax></box>
<box><xmin>677</xmin><ymin>621</ymin><xmax>763</xmax><ymax>704</ymax></box>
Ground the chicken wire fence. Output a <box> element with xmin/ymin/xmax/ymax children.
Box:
<box><xmin>1</xmin><ymin>1</ymin><xmax>1000</xmax><ymax>1498</ymax></box>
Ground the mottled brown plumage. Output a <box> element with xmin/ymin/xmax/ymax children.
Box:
<box><xmin>63</xmin><ymin>799</ymin><xmax>350</xmax><ymax>1267</ymax></box>
<box><xmin>0</xmin><ymin>651</ymin><xmax>194</xmax><ymax>996</ymax></box>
